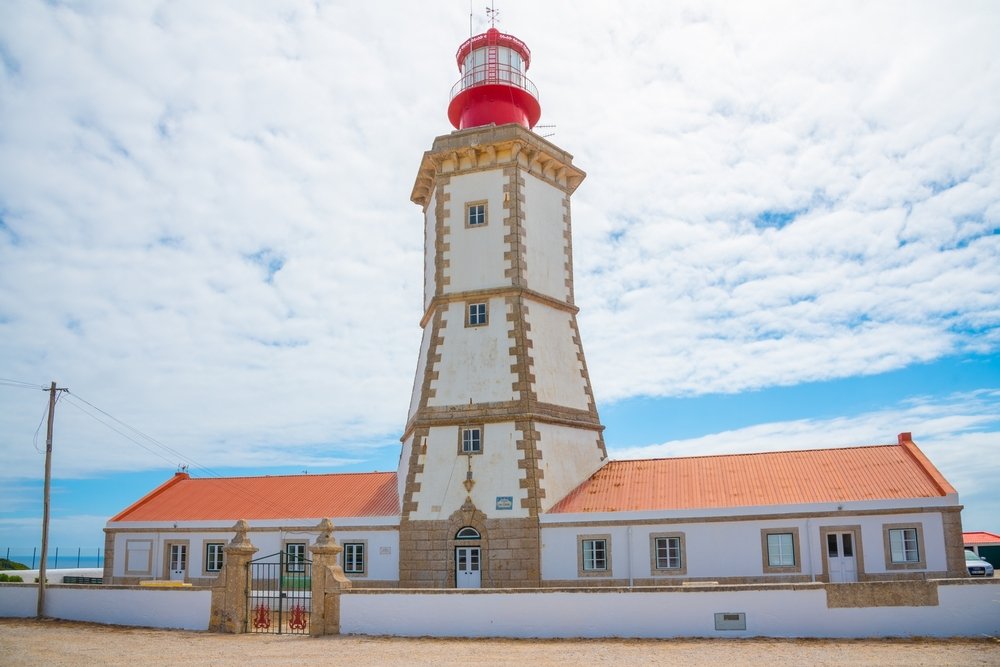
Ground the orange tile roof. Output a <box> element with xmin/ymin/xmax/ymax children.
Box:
<box><xmin>549</xmin><ymin>439</ymin><xmax>955</xmax><ymax>514</ymax></box>
<box><xmin>110</xmin><ymin>471</ymin><xmax>399</xmax><ymax>522</ymax></box>
<box><xmin>963</xmin><ymin>531</ymin><xmax>1000</xmax><ymax>545</ymax></box>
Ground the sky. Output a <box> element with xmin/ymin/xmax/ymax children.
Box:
<box><xmin>1</xmin><ymin>1</ymin><xmax>998</xmax><ymax>552</ymax></box>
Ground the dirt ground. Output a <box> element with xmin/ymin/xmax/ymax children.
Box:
<box><xmin>1</xmin><ymin>619</ymin><xmax>998</xmax><ymax>666</ymax></box>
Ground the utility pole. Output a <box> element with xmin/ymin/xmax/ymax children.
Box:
<box><xmin>37</xmin><ymin>381</ymin><xmax>59</xmax><ymax>619</ymax></box>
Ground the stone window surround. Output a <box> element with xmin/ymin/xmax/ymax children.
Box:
<box><xmin>649</xmin><ymin>532</ymin><xmax>687</xmax><ymax>575</ymax></box>
<box><xmin>458</xmin><ymin>424</ymin><xmax>484</xmax><ymax>455</ymax></box>
<box><xmin>818</xmin><ymin>525</ymin><xmax>866</xmax><ymax>582</ymax></box>
<box><xmin>203</xmin><ymin>541</ymin><xmax>225</xmax><ymax>575</ymax></box>
<box><xmin>760</xmin><ymin>527</ymin><xmax>802</xmax><ymax>574</ymax></box>
<box><xmin>162</xmin><ymin>539</ymin><xmax>190</xmax><ymax>580</ymax></box>
<box><xmin>883</xmin><ymin>522</ymin><xmax>927</xmax><ymax>570</ymax></box>
<box><xmin>577</xmin><ymin>533</ymin><xmax>611</xmax><ymax>577</ymax></box>
<box><xmin>342</xmin><ymin>540</ymin><xmax>367</xmax><ymax>577</ymax></box>
<box><xmin>465</xmin><ymin>300</ymin><xmax>488</xmax><ymax>327</ymax></box>
<box><xmin>465</xmin><ymin>200</ymin><xmax>488</xmax><ymax>228</ymax></box>
<box><xmin>124</xmin><ymin>538</ymin><xmax>153</xmax><ymax>576</ymax></box>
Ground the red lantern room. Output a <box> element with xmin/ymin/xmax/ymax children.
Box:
<box><xmin>447</xmin><ymin>27</ymin><xmax>541</xmax><ymax>131</ymax></box>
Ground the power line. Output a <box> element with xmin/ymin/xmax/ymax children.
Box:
<box><xmin>61</xmin><ymin>395</ymin><xmax>180</xmax><ymax>469</ymax></box>
<box><xmin>32</xmin><ymin>392</ymin><xmax>60</xmax><ymax>454</ymax></box>
<box><xmin>61</xmin><ymin>390</ymin><xmax>294</xmax><ymax>516</ymax></box>
<box><xmin>0</xmin><ymin>378</ymin><xmax>47</xmax><ymax>390</ymax></box>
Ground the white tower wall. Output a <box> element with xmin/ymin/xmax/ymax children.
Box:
<box><xmin>399</xmin><ymin>124</ymin><xmax>608</xmax><ymax>588</ymax></box>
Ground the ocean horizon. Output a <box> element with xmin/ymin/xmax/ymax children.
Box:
<box><xmin>2</xmin><ymin>548</ymin><xmax>104</xmax><ymax>570</ymax></box>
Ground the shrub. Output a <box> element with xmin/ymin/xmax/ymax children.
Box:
<box><xmin>0</xmin><ymin>558</ymin><xmax>29</xmax><ymax>570</ymax></box>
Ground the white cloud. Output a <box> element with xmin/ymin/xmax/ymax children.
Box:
<box><xmin>608</xmin><ymin>390</ymin><xmax>1000</xmax><ymax>530</ymax></box>
<box><xmin>0</xmin><ymin>2</ymin><xmax>997</xmax><ymax>482</ymax></box>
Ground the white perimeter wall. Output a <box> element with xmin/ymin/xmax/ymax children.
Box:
<box><xmin>0</xmin><ymin>584</ymin><xmax>210</xmax><ymax>631</ymax></box>
<box><xmin>341</xmin><ymin>581</ymin><xmax>1000</xmax><ymax>639</ymax></box>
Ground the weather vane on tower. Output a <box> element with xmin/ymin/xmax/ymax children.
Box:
<box><xmin>486</xmin><ymin>2</ymin><xmax>500</xmax><ymax>28</ymax></box>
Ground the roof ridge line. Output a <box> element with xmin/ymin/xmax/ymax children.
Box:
<box><xmin>108</xmin><ymin>472</ymin><xmax>189</xmax><ymax>522</ymax></box>
<box><xmin>188</xmin><ymin>470</ymin><xmax>397</xmax><ymax>482</ymax></box>
<box><xmin>897</xmin><ymin>436</ymin><xmax>956</xmax><ymax>496</ymax></box>
<box><xmin>610</xmin><ymin>442</ymin><xmax>898</xmax><ymax>464</ymax></box>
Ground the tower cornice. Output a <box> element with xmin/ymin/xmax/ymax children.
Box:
<box><xmin>401</xmin><ymin>401</ymin><xmax>605</xmax><ymax>445</ymax></box>
<box><xmin>417</xmin><ymin>285</ymin><xmax>579</xmax><ymax>329</ymax></box>
<box><xmin>411</xmin><ymin>124</ymin><xmax>586</xmax><ymax>208</ymax></box>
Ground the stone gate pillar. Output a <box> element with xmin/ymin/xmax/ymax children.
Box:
<box><xmin>309</xmin><ymin>517</ymin><xmax>352</xmax><ymax>636</ymax></box>
<box><xmin>209</xmin><ymin>519</ymin><xmax>258</xmax><ymax>633</ymax></box>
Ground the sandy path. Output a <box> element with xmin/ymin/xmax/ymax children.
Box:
<box><xmin>1</xmin><ymin>619</ymin><xmax>998</xmax><ymax>666</ymax></box>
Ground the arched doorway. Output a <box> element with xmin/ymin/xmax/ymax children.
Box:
<box><xmin>454</xmin><ymin>526</ymin><xmax>481</xmax><ymax>588</ymax></box>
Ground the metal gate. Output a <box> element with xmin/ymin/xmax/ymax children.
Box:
<box><xmin>246</xmin><ymin>552</ymin><xmax>312</xmax><ymax>634</ymax></box>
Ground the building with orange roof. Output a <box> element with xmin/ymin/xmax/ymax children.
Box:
<box><xmin>104</xmin><ymin>431</ymin><xmax>967</xmax><ymax>586</ymax></box>
<box><xmin>963</xmin><ymin>531</ymin><xmax>1000</xmax><ymax>568</ymax></box>
<box><xmin>103</xmin><ymin>24</ymin><xmax>969</xmax><ymax>590</ymax></box>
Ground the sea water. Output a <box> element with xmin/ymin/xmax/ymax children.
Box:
<box><xmin>2</xmin><ymin>548</ymin><xmax>104</xmax><ymax>570</ymax></box>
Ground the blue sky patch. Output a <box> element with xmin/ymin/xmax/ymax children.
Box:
<box><xmin>753</xmin><ymin>209</ymin><xmax>802</xmax><ymax>229</ymax></box>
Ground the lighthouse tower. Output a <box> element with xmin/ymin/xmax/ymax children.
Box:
<box><xmin>397</xmin><ymin>25</ymin><xmax>607</xmax><ymax>588</ymax></box>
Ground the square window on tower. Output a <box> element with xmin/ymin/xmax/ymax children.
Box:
<box><xmin>466</xmin><ymin>201</ymin><xmax>487</xmax><ymax>227</ymax></box>
<box><xmin>460</xmin><ymin>426</ymin><xmax>483</xmax><ymax>454</ymax></box>
<box><xmin>466</xmin><ymin>302</ymin><xmax>488</xmax><ymax>327</ymax></box>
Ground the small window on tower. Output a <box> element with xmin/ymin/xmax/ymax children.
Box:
<box><xmin>466</xmin><ymin>201</ymin><xmax>487</xmax><ymax>227</ymax></box>
<box><xmin>466</xmin><ymin>302</ymin><xmax>488</xmax><ymax>327</ymax></box>
<box><xmin>460</xmin><ymin>426</ymin><xmax>483</xmax><ymax>455</ymax></box>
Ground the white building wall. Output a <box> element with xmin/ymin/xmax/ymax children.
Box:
<box><xmin>111</xmin><ymin>520</ymin><xmax>401</xmax><ymax>583</ymax></box>
<box><xmin>398</xmin><ymin>435</ymin><xmax>414</xmax><ymax>504</ymax></box>
<box><xmin>535</xmin><ymin>423</ymin><xmax>605</xmax><ymax>513</ymax></box>
<box><xmin>406</xmin><ymin>325</ymin><xmax>432</xmax><ymax>421</ymax></box>
<box><xmin>526</xmin><ymin>307</ymin><xmax>590</xmax><ymax>410</ymax></box>
<box><xmin>522</xmin><ymin>172</ymin><xmax>570</xmax><ymax>301</ymax></box>
<box><xmin>443</xmin><ymin>171</ymin><xmax>508</xmax><ymax>293</ymax></box>
<box><xmin>427</xmin><ymin>299</ymin><xmax>518</xmax><ymax>406</ymax></box>
<box><xmin>409</xmin><ymin>422</ymin><xmax>530</xmax><ymax>520</ymax></box>
<box><xmin>540</xmin><ymin>510</ymin><xmax>952</xmax><ymax>582</ymax></box>
<box><xmin>423</xmin><ymin>188</ymin><xmax>437</xmax><ymax>311</ymax></box>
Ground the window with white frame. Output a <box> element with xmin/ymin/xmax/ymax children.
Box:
<box><xmin>285</xmin><ymin>542</ymin><xmax>307</xmax><ymax>573</ymax></box>
<box><xmin>578</xmin><ymin>535</ymin><xmax>610</xmax><ymax>576</ymax></box>
<box><xmin>882</xmin><ymin>523</ymin><xmax>926</xmax><ymax>570</ymax></box>
<box><xmin>204</xmin><ymin>542</ymin><xmax>225</xmax><ymax>573</ymax></box>
<box><xmin>888</xmin><ymin>527</ymin><xmax>921</xmax><ymax>563</ymax></box>
<box><xmin>651</xmin><ymin>534</ymin><xmax>685</xmax><ymax>572</ymax></box>
<box><xmin>467</xmin><ymin>302</ymin><xmax>488</xmax><ymax>327</ymax></box>
<box><xmin>767</xmin><ymin>533</ymin><xmax>795</xmax><ymax>567</ymax></box>
<box><xmin>343</xmin><ymin>542</ymin><xmax>365</xmax><ymax>575</ymax></box>
<box><xmin>760</xmin><ymin>527</ymin><xmax>802</xmax><ymax>573</ymax></box>
<box><xmin>466</xmin><ymin>201</ymin><xmax>487</xmax><ymax>227</ymax></box>
<box><xmin>461</xmin><ymin>426</ymin><xmax>483</xmax><ymax>454</ymax></box>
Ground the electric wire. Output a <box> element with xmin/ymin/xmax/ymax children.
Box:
<box><xmin>0</xmin><ymin>378</ymin><xmax>47</xmax><ymax>389</ymax></box>
<box><xmin>32</xmin><ymin>391</ymin><xmax>61</xmax><ymax>454</ymax></box>
<box><xmin>61</xmin><ymin>391</ymin><xmax>296</xmax><ymax>516</ymax></box>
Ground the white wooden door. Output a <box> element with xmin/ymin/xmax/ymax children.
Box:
<box><xmin>826</xmin><ymin>532</ymin><xmax>857</xmax><ymax>583</ymax></box>
<box><xmin>168</xmin><ymin>544</ymin><xmax>187</xmax><ymax>581</ymax></box>
<box><xmin>455</xmin><ymin>547</ymin><xmax>481</xmax><ymax>588</ymax></box>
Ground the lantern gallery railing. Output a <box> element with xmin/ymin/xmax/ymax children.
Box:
<box><xmin>450</xmin><ymin>65</ymin><xmax>539</xmax><ymax>101</ymax></box>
